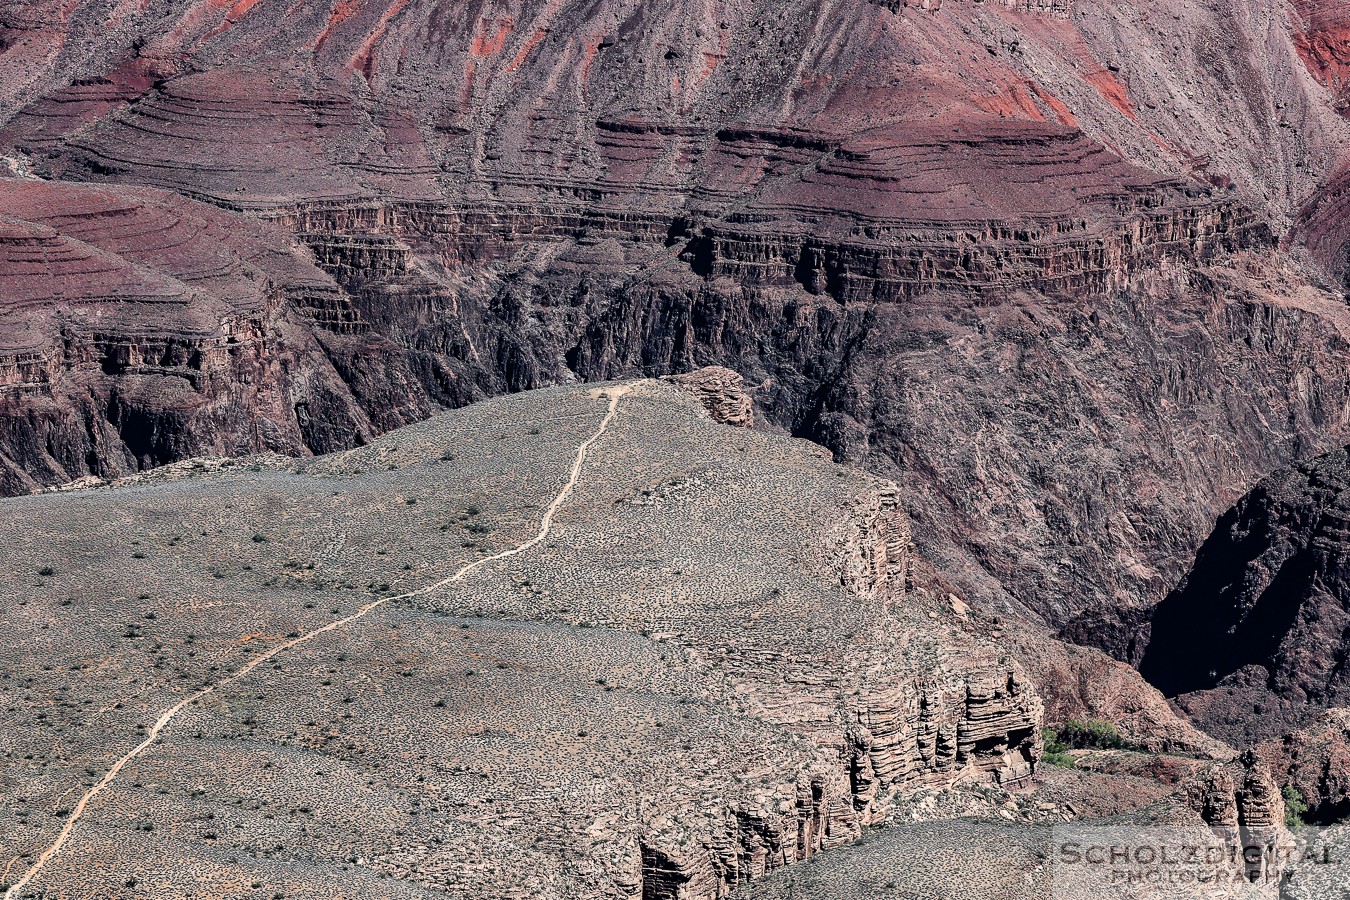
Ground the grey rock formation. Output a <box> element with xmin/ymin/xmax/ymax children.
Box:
<box><xmin>0</xmin><ymin>378</ymin><xmax>1041</xmax><ymax>899</ymax></box>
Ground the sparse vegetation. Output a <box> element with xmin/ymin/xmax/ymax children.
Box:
<box><xmin>1052</xmin><ymin>719</ymin><xmax>1131</xmax><ymax>751</ymax></box>
<box><xmin>1284</xmin><ymin>785</ymin><xmax>1310</xmax><ymax>827</ymax></box>
<box><xmin>0</xmin><ymin>379</ymin><xmax>1067</xmax><ymax>899</ymax></box>
<box><xmin>1040</xmin><ymin>728</ymin><xmax>1077</xmax><ymax>769</ymax></box>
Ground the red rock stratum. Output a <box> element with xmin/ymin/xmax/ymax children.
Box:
<box><xmin>6</xmin><ymin>0</ymin><xmax>1350</xmax><ymax>652</ymax></box>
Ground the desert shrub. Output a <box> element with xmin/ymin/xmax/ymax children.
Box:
<box><xmin>1284</xmin><ymin>785</ymin><xmax>1309</xmax><ymax>827</ymax></box>
<box><xmin>1041</xmin><ymin>728</ymin><xmax>1077</xmax><ymax>768</ymax></box>
<box><xmin>1055</xmin><ymin>719</ymin><xmax>1129</xmax><ymax>750</ymax></box>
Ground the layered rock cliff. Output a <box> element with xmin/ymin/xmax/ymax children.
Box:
<box><xmin>831</xmin><ymin>486</ymin><xmax>1042</xmax><ymax>801</ymax></box>
<box><xmin>4</xmin><ymin>0</ymin><xmax>1350</xmax><ymax>646</ymax></box>
<box><xmin>0</xmin><ymin>178</ymin><xmax>385</xmax><ymax>494</ymax></box>
<box><xmin>662</xmin><ymin>367</ymin><xmax>754</xmax><ymax>428</ymax></box>
<box><xmin>1184</xmin><ymin>750</ymin><xmax>1286</xmax><ymax>830</ymax></box>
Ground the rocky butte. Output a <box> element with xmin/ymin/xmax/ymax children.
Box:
<box><xmin>8</xmin><ymin>0</ymin><xmax>1350</xmax><ymax>896</ymax></box>
<box><xmin>0</xmin><ymin>378</ymin><xmax>1044</xmax><ymax>898</ymax></box>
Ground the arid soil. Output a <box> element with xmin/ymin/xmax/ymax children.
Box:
<box><xmin>0</xmin><ymin>378</ymin><xmax>1058</xmax><ymax>899</ymax></box>
<box><xmin>11</xmin><ymin>0</ymin><xmax>1350</xmax><ymax>896</ymax></box>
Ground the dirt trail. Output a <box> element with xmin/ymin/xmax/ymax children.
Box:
<box><xmin>2</xmin><ymin>386</ymin><xmax>630</xmax><ymax>900</ymax></box>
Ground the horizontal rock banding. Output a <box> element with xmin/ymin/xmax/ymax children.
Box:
<box><xmin>689</xmin><ymin>122</ymin><xmax>1264</xmax><ymax>302</ymax></box>
<box><xmin>0</xmin><ymin>178</ymin><xmax>379</xmax><ymax>494</ymax></box>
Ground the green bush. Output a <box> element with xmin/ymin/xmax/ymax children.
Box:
<box><xmin>1055</xmin><ymin>719</ymin><xmax>1129</xmax><ymax>750</ymax></box>
<box><xmin>1042</xmin><ymin>748</ymin><xmax>1078</xmax><ymax>769</ymax></box>
<box><xmin>1041</xmin><ymin>719</ymin><xmax>1139</xmax><ymax>768</ymax></box>
<box><xmin>1284</xmin><ymin>785</ymin><xmax>1309</xmax><ymax>827</ymax></box>
<box><xmin>1041</xmin><ymin>727</ymin><xmax>1077</xmax><ymax>768</ymax></box>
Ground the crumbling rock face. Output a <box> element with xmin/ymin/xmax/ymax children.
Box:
<box><xmin>828</xmin><ymin>485</ymin><xmax>1042</xmax><ymax>817</ymax></box>
<box><xmin>637</xmin><ymin>777</ymin><xmax>855</xmax><ymax>900</ymax></box>
<box><xmin>1184</xmin><ymin>750</ymin><xmax>1285</xmax><ymax>830</ymax></box>
<box><xmin>1257</xmin><ymin>707</ymin><xmax>1350</xmax><ymax>822</ymax></box>
<box><xmin>662</xmin><ymin>367</ymin><xmax>753</xmax><ymax>428</ymax></box>
<box><xmin>998</xmin><ymin>0</ymin><xmax>1074</xmax><ymax>16</ymax></box>
<box><xmin>845</xmin><ymin>663</ymin><xmax>1041</xmax><ymax>812</ymax></box>
<box><xmin>827</xmin><ymin>443</ymin><xmax>1227</xmax><ymax>758</ymax></box>
<box><xmin>833</xmin><ymin>484</ymin><xmax>912</xmax><ymax>600</ymax></box>
<box><xmin>1178</xmin><ymin>751</ymin><xmax>1288</xmax><ymax>887</ymax></box>
<box><xmin>1141</xmin><ymin>444</ymin><xmax>1350</xmax><ymax>744</ymax></box>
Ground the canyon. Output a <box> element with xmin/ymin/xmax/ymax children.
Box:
<box><xmin>1142</xmin><ymin>442</ymin><xmax>1350</xmax><ymax>746</ymax></box>
<box><xmin>6</xmin><ymin>0</ymin><xmax>1350</xmax><ymax>636</ymax></box>
<box><xmin>9</xmin><ymin>0</ymin><xmax>1350</xmax><ymax>895</ymax></box>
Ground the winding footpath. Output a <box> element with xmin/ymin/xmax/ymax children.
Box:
<box><xmin>3</xmin><ymin>387</ymin><xmax>629</xmax><ymax>900</ymax></box>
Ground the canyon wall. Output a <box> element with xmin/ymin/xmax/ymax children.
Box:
<box><xmin>1141</xmin><ymin>443</ymin><xmax>1350</xmax><ymax>744</ymax></box>
<box><xmin>631</xmin><ymin>470</ymin><xmax>1044</xmax><ymax>898</ymax></box>
<box><xmin>4</xmin><ymin>0</ymin><xmax>1350</xmax><ymax>636</ymax></box>
<box><xmin>0</xmin><ymin>179</ymin><xmax>383</xmax><ymax>493</ymax></box>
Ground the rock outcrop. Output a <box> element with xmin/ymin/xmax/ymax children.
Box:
<box><xmin>832</xmin><ymin>483</ymin><xmax>912</xmax><ymax>600</ymax></box>
<box><xmin>1257</xmin><ymin>707</ymin><xmax>1350</xmax><ymax>822</ymax></box>
<box><xmin>1184</xmin><ymin>750</ymin><xmax>1286</xmax><ymax>830</ymax></box>
<box><xmin>1178</xmin><ymin>752</ymin><xmax>1289</xmax><ymax>888</ymax></box>
<box><xmin>662</xmin><ymin>367</ymin><xmax>753</xmax><ymax>429</ymax></box>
